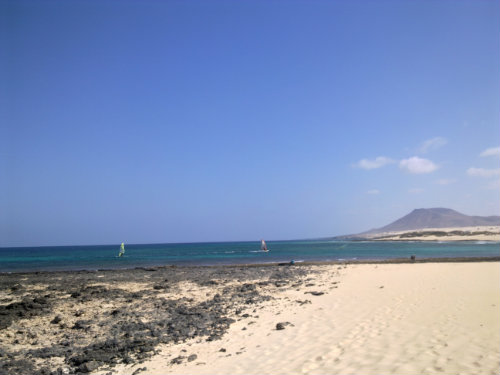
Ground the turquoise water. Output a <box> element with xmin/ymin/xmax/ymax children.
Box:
<box><xmin>1</xmin><ymin>240</ymin><xmax>499</xmax><ymax>273</ymax></box>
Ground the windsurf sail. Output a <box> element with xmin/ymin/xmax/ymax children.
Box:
<box><xmin>118</xmin><ymin>242</ymin><xmax>125</xmax><ymax>257</ymax></box>
<box><xmin>261</xmin><ymin>239</ymin><xmax>268</xmax><ymax>252</ymax></box>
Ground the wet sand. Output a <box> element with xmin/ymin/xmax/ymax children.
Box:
<box><xmin>1</xmin><ymin>258</ymin><xmax>499</xmax><ymax>375</ymax></box>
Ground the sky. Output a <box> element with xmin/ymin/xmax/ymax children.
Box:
<box><xmin>1</xmin><ymin>0</ymin><xmax>499</xmax><ymax>247</ymax></box>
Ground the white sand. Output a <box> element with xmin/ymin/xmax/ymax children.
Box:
<box><xmin>101</xmin><ymin>262</ymin><xmax>500</xmax><ymax>375</ymax></box>
<box><xmin>368</xmin><ymin>226</ymin><xmax>500</xmax><ymax>241</ymax></box>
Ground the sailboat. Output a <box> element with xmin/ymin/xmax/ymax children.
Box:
<box><xmin>118</xmin><ymin>242</ymin><xmax>125</xmax><ymax>257</ymax></box>
<box><xmin>261</xmin><ymin>239</ymin><xmax>269</xmax><ymax>252</ymax></box>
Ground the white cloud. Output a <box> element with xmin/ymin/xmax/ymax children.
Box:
<box><xmin>436</xmin><ymin>178</ymin><xmax>456</xmax><ymax>185</ymax></box>
<box><xmin>366</xmin><ymin>189</ymin><xmax>380</xmax><ymax>195</ymax></box>
<box><xmin>399</xmin><ymin>157</ymin><xmax>438</xmax><ymax>174</ymax></box>
<box><xmin>354</xmin><ymin>156</ymin><xmax>395</xmax><ymax>170</ymax></box>
<box><xmin>480</xmin><ymin>147</ymin><xmax>500</xmax><ymax>158</ymax></box>
<box><xmin>466</xmin><ymin>167</ymin><xmax>500</xmax><ymax>178</ymax></box>
<box><xmin>408</xmin><ymin>188</ymin><xmax>424</xmax><ymax>194</ymax></box>
<box><xmin>419</xmin><ymin>137</ymin><xmax>447</xmax><ymax>153</ymax></box>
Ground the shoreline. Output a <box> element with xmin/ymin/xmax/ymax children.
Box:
<box><xmin>2</xmin><ymin>255</ymin><xmax>500</xmax><ymax>275</ymax></box>
<box><xmin>358</xmin><ymin>225</ymin><xmax>500</xmax><ymax>242</ymax></box>
<box><xmin>1</xmin><ymin>261</ymin><xmax>498</xmax><ymax>375</ymax></box>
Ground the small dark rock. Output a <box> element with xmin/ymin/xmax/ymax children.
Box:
<box><xmin>72</xmin><ymin>320</ymin><xmax>87</xmax><ymax>330</ymax></box>
<box><xmin>78</xmin><ymin>360</ymin><xmax>100</xmax><ymax>373</ymax></box>
<box><xmin>10</xmin><ymin>284</ymin><xmax>23</xmax><ymax>292</ymax></box>
<box><xmin>132</xmin><ymin>367</ymin><xmax>147</xmax><ymax>375</ymax></box>
<box><xmin>170</xmin><ymin>356</ymin><xmax>185</xmax><ymax>365</ymax></box>
<box><xmin>187</xmin><ymin>354</ymin><xmax>197</xmax><ymax>362</ymax></box>
<box><xmin>51</xmin><ymin>315</ymin><xmax>62</xmax><ymax>324</ymax></box>
<box><xmin>276</xmin><ymin>321</ymin><xmax>293</xmax><ymax>330</ymax></box>
<box><xmin>33</xmin><ymin>297</ymin><xmax>48</xmax><ymax>305</ymax></box>
<box><xmin>239</xmin><ymin>283</ymin><xmax>256</xmax><ymax>293</ymax></box>
<box><xmin>123</xmin><ymin>355</ymin><xmax>134</xmax><ymax>364</ymax></box>
<box><xmin>305</xmin><ymin>291</ymin><xmax>324</xmax><ymax>296</ymax></box>
<box><xmin>219</xmin><ymin>348</ymin><xmax>226</xmax><ymax>352</ymax></box>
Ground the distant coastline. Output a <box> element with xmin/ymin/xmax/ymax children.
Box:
<box><xmin>355</xmin><ymin>225</ymin><xmax>500</xmax><ymax>242</ymax></box>
<box><xmin>332</xmin><ymin>208</ymin><xmax>500</xmax><ymax>242</ymax></box>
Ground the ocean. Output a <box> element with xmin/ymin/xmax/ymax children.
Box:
<box><xmin>1</xmin><ymin>240</ymin><xmax>499</xmax><ymax>273</ymax></box>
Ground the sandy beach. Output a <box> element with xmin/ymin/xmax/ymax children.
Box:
<box><xmin>1</xmin><ymin>260</ymin><xmax>499</xmax><ymax>375</ymax></box>
<box><xmin>364</xmin><ymin>225</ymin><xmax>500</xmax><ymax>241</ymax></box>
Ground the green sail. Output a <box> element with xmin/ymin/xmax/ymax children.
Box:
<box><xmin>118</xmin><ymin>242</ymin><xmax>125</xmax><ymax>257</ymax></box>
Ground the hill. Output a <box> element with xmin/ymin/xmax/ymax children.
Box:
<box><xmin>332</xmin><ymin>208</ymin><xmax>500</xmax><ymax>240</ymax></box>
<box><xmin>368</xmin><ymin>208</ymin><xmax>500</xmax><ymax>234</ymax></box>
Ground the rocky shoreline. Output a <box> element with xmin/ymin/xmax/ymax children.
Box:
<box><xmin>0</xmin><ymin>264</ymin><xmax>313</xmax><ymax>375</ymax></box>
<box><xmin>1</xmin><ymin>257</ymin><xmax>499</xmax><ymax>375</ymax></box>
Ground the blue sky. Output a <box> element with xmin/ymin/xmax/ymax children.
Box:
<box><xmin>1</xmin><ymin>0</ymin><xmax>499</xmax><ymax>247</ymax></box>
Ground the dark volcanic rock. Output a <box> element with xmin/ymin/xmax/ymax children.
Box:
<box><xmin>305</xmin><ymin>291</ymin><xmax>324</xmax><ymax>296</ymax></box>
<box><xmin>276</xmin><ymin>321</ymin><xmax>293</xmax><ymax>330</ymax></box>
<box><xmin>276</xmin><ymin>323</ymin><xmax>286</xmax><ymax>330</ymax></box>
<box><xmin>274</xmin><ymin>280</ymin><xmax>288</xmax><ymax>287</ymax></box>
<box><xmin>10</xmin><ymin>284</ymin><xmax>24</xmax><ymax>292</ymax></box>
<box><xmin>0</xmin><ymin>263</ymin><xmax>311</xmax><ymax>375</ymax></box>
<box><xmin>71</xmin><ymin>320</ymin><xmax>88</xmax><ymax>330</ymax></box>
<box><xmin>239</xmin><ymin>283</ymin><xmax>257</xmax><ymax>293</ymax></box>
<box><xmin>50</xmin><ymin>315</ymin><xmax>62</xmax><ymax>324</ymax></box>
<box><xmin>170</xmin><ymin>356</ymin><xmax>185</xmax><ymax>365</ymax></box>
<box><xmin>78</xmin><ymin>360</ymin><xmax>100</xmax><ymax>373</ymax></box>
<box><xmin>0</xmin><ymin>359</ymin><xmax>36</xmax><ymax>375</ymax></box>
<box><xmin>0</xmin><ymin>296</ymin><xmax>52</xmax><ymax>330</ymax></box>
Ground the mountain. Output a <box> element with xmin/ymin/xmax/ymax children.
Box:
<box><xmin>365</xmin><ymin>208</ymin><xmax>500</xmax><ymax>234</ymax></box>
